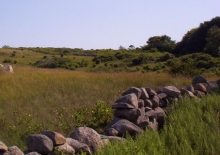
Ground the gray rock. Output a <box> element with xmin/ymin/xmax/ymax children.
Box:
<box><xmin>146</xmin><ymin>88</ymin><xmax>157</xmax><ymax>96</ymax></box>
<box><xmin>208</xmin><ymin>81</ymin><xmax>220</xmax><ymax>92</ymax></box>
<box><xmin>70</xmin><ymin>127</ymin><xmax>102</xmax><ymax>153</ymax></box>
<box><xmin>194</xmin><ymin>90</ymin><xmax>206</xmax><ymax>97</ymax></box>
<box><xmin>157</xmin><ymin>93</ymin><xmax>167</xmax><ymax>99</ymax></box>
<box><xmin>115</xmin><ymin>93</ymin><xmax>138</xmax><ymax>108</ymax></box>
<box><xmin>192</xmin><ymin>75</ymin><xmax>207</xmax><ymax>85</ymax></box>
<box><xmin>133</xmin><ymin>109</ymin><xmax>149</xmax><ymax>129</ymax></box>
<box><xmin>55</xmin><ymin>143</ymin><xmax>75</xmax><ymax>155</ymax></box>
<box><xmin>138</xmin><ymin>99</ymin><xmax>144</xmax><ymax>108</ymax></box>
<box><xmin>112</xmin><ymin>102</ymin><xmax>135</xmax><ymax>109</ymax></box>
<box><xmin>159</xmin><ymin>99</ymin><xmax>167</xmax><ymax>108</ymax></box>
<box><xmin>41</xmin><ymin>131</ymin><xmax>66</xmax><ymax>146</ymax></box>
<box><xmin>26</xmin><ymin>134</ymin><xmax>53</xmax><ymax>155</ymax></box>
<box><xmin>122</xmin><ymin>87</ymin><xmax>141</xmax><ymax>99</ymax></box>
<box><xmin>163</xmin><ymin>86</ymin><xmax>181</xmax><ymax>98</ymax></box>
<box><xmin>23</xmin><ymin>151</ymin><xmax>41</xmax><ymax>155</ymax></box>
<box><xmin>193</xmin><ymin>83</ymin><xmax>207</xmax><ymax>93</ymax></box>
<box><xmin>114</xmin><ymin>108</ymin><xmax>141</xmax><ymax>121</ymax></box>
<box><xmin>3</xmin><ymin>65</ymin><xmax>13</xmax><ymax>73</ymax></box>
<box><xmin>107</xmin><ymin>118</ymin><xmax>142</xmax><ymax>137</ymax></box>
<box><xmin>154</xmin><ymin>107</ymin><xmax>167</xmax><ymax>130</ymax></box>
<box><xmin>5</xmin><ymin>146</ymin><xmax>24</xmax><ymax>155</ymax></box>
<box><xmin>180</xmin><ymin>88</ymin><xmax>195</xmax><ymax>98</ymax></box>
<box><xmin>0</xmin><ymin>141</ymin><xmax>7</xmax><ymax>152</ymax></box>
<box><xmin>105</xmin><ymin>128</ymin><xmax>118</xmax><ymax>136</ymax></box>
<box><xmin>66</xmin><ymin>138</ymin><xmax>91</xmax><ymax>155</ymax></box>
<box><xmin>143</xmin><ymin>99</ymin><xmax>153</xmax><ymax>108</ymax></box>
<box><xmin>150</xmin><ymin>96</ymin><xmax>160</xmax><ymax>109</ymax></box>
<box><xmin>140</xmin><ymin>87</ymin><xmax>149</xmax><ymax>99</ymax></box>
<box><xmin>100</xmin><ymin>134</ymin><xmax>126</xmax><ymax>142</ymax></box>
<box><xmin>186</xmin><ymin>85</ymin><xmax>195</xmax><ymax>93</ymax></box>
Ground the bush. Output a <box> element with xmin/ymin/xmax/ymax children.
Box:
<box><xmin>3</xmin><ymin>59</ymin><xmax>12</xmax><ymax>63</ymax></box>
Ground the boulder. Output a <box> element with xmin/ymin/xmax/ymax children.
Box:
<box><xmin>26</xmin><ymin>134</ymin><xmax>53</xmax><ymax>155</ymax></box>
<box><xmin>114</xmin><ymin>108</ymin><xmax>141</xmax><ymax>121</ymax></box>
<box><xmin>105</xmin><ymin>128</ymin><xmax>118</xmax><ymax>136</ymax></box>
<box><xmin>70</xmin><ymin>127</ymin><xmax>102</xmax><ymax>153</ymax></box>
<box><xmin>4</xmin><ymin>146</ymin><xmax>24</xmax><ymax>155</ymax></box>
<box><xmin>41</xmin><ymin>131</ymin><xmax>66</xmax><ymax>146</ymax></box>
<box><xmin>193</xmin><ymin>83</ymin><xmax>207</xmax><ymax>93</ymax></box>
<box><xmin>150</xmin><ymin>96</ymin><xmax>160</xmax><ymax>109</ymax></box>
<box><xmin>122</xmin><ymin>87</ymin><xmax>141</xmax><ymax>99</ymax></box>
<box><xmin>157</xmin><ymin>93</ymin><xmax>167</xmax><ymax>99</ymax></box>
<box><xmin>0</xmin><ymin>141</ymin><xmax>7</xmax><ymax>152</ymax></box>
<box><xmin>186</xmin><ymin>85</ymin><xmax>195</xmax><ymax>93</ymax></box>
<box><xmin>146</xmin><ymin>88</ymin><xmax>157</xmax><ymax>96</ymax></box>
<box><xmin>163</xmin><ymin>86</ymin><xmax>181</xmax><ymax>98</ymax></box>
<box><xmin>23</xmin><ymin>151</ymin><xmax>41</xmax><ymax>155</ymax></box>
<box><xmin>159</xmin><ymin>99</ymin><xmax>167</xmax><ymax>108</ymax></box>
<box><xmin>194</xmin><ymin>90</ymin><xmax>206</xmax><ymax>97</ymax></box>
<box><xmin>180</xmin><ymin>88</ymin><xmax>195</xmax><ymax>98</ymax></box>
<box><xmin>112</xmin><ymin>102</ymin><xmax>135</xmax><ymax>109</ymax></box>
<box><xmin>140</xmin><ymin>88</ymin><xmax>149</xmax><ymax>99</ymax></box>
<box><xmin>143</xmin><ymin>99</ymin><xmax>153</xmax><ymax>108</ymax></box>
<box><xmin>138</xmin><ymin>99</ymin><xmax>144</xmax><ymax>108</ymax></box>
<box><xmin>100</xmin><ymin>135</ymin><xmax>126</xmax><ymax>142</ymax></box>
<box><xmin>55</xmin><ymin>143</ymin><xmax>75</xmax><ymax>155</ymax></box>
<box><xmin>114</xmin><ymin>93</ymin><xmax>138</xmax><ymax>108</ymax></box>
<box><xmin>208</xmin><ymin>81</ymin><xmax>220</xmax><ymax>92</ymax></box>
<box><xmin>3</xmin><ymin>65</ymin><xmax>13</xmax><ymax>73</ymax></box>
<box><xmin>133</xmin><ymin>109</ymin><xmax>149</xmax><ymax>129</ymax></box>
<box><xmin>154</xmin><ymin>107</ymin><xmax>168</xmax><ymax>130</ymax></box>
<box><xmin>106</xmin><ymin>118</ymin><xmax>142</xmax><ymax>137</ymax></box>
<box><xmin>66</xmin><ymin>138</ymin><xmax>91</xmax><ymax>155</ymax></box>
<box><xmin>192</xmin><ymin>75</ymin><xmax>207</xmax><ymax>85</ymax></box>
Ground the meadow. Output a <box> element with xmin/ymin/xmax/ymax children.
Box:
<box><xmin>0</xmin><ymin>47</ymin><xmax>220</xmax><ymax>154</ymax></box>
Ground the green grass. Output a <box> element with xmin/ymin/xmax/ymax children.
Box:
<box><xmin>0</xmin><ymin>66</ymin><xmax>195</xmax><ymax>150</ymax></box>
<box><xmin>96</xmin><ymin>95</ymin><xmax>220</xmax><ymax>155</ymax></box>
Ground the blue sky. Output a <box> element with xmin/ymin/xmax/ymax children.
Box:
<box><xmin>0</xmin><ymin>0</ymin><xmax>219</xmax><ymax>49</ymax></box>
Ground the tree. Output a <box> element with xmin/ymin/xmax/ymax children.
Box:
<box><xmin>2</xmin><ymin>45</ymin><xmax>10</xmax><ymax>48</ymax></box>
<box><xmin>142</xmin><ymin>35</ymin><xmax>176</xmax><ymax>52</ymax></box>
<box><xmin>119</xmin><ymin>45</ymin><xmax>126</xmax><ymax>50</ymax></box>
<box><xmin>128</xmin><ymin>45</ymin><xmax>135</xmax><ymax>50</ymax></box>
<box><xmin>204</xmin><ymin>25</ymin><xmax>220</xmax><ymax>56</ymax></box>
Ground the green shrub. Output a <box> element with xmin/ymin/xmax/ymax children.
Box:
<box><xmin>3</xmin><ymin>59</ymin><xmax>12</xmax><ymax>63</ymax></box>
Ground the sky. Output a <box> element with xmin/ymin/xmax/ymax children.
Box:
<box><xmin>0</xmin><ymin>0</ymin><xmax>219</xmax><ymax>49</ymax></box>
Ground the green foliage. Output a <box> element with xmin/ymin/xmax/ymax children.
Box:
<box><xmin>2</xmin><ymin>59</ymin><xmax>12</xmax><ymax>63</ymax></box>
<box><xmin>132</xmin><ymin>54</ymin><xmax>151</xmax><ymax>66</ymax></box>
<box><xmin>142</xmin><ymin>35</ymin><xmax>176</xmax><ymax>52</ymax></box>
<box><xmin>114</xmin><ymin>52</ymin><xmax>132</xmax><ymax>60</ymax></box>
<box><xmin>204</xmin><ymin>25</ymin><xmax>220</xmax><ymax>56</ymax></box>
<box><xmin>93</xmin><ymin>55</ymin><xmax>116</xmax><ymax>63</ymax></box>
<box><xmin>175</xmin><ymin>16</ymin><xmax>220</xmax><ymax>55</ymax></box>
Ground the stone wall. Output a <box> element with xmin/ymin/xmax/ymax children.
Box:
<box><xmin>0</xmin><ymin>75</ymin><xmax>219</xmax><ymax>155</ymax></box>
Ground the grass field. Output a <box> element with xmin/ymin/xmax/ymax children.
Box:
<box><xmin>0</xmin><ymin>48</ymin><xmax>220</xmax><ymax>153</ymax></box>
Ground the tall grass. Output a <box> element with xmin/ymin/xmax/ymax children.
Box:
<box><xmin>0</xmin><ymin>66</ymin><xmax>218</xmax><ymax>150</ymax></box>
<box><xmin>96</xmin><ymin>95</ymin><xmax>220</xmax><ymax>155</ymax></box>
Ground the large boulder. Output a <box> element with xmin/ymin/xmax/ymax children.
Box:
<box><xmin>180</xmin><ymin>88</ymin><xmax>195</xmax><ymax>98</ymax></box>
<box><xmin>70</xmin><ymin>127</ymin><xmax>102</xmax><ymax>153</ymax></box>
<box><xmin>150</xmin><ymin>96</ymin><xmax>160</xmax><ymax>109</ymax></box>
<box><xmin>55</xmin><ymin>143</ymin><xmax>75</xmax><ymax>155</ymax></box>
<box><xmin>193</xmin><ymin>83</ymin><xmax>207</xmax><ymax>93</ymax></box>
<box><xmin>66</xmin><ymin>138</ymin><xmax>91</xmax><ymax>155</ymax></box>
<box><xmin>138</xmin><ymin>99</ymin><xmax>144</xmax><ymax>108</ymax></box>
<box><xmin>2</xmin><ymin>146</ymin><xmax>24</xmax><ymax>155</ymax></box>
<box><xmin>192</xmin><ymin>75</ymin><xmax>207</xmax><ymax>85</ymax></box>
<box><xmin>3</xmin><ymin>65</ymin><xmax>13</xmax><ymax>73</ymax></box>
<box><xmin>23</xmin><ymin>151</ymin><xmax>41</xmax><ymax>155</ymax></box>
<box><xmin>186</xmin><ymin>85</ymin><xmax>195</xmax><ymax>93</ymax></box>
<box><xmin>146</xmin><ymin>88</ymin><xmax>157</xmax><ymax>96</ymax></box>
<box><xmin>163</xmin><ymin>86</ymin><xmax>181</xmax><ymax>98</ymax></box>
<box><xmin>208</xmin><ymin>81</ymin><xmax>220</xmax><ymax>92</ymax></box>
<box><xmin>114</xmin><ymin>108</ymin><xmax>141</xmax><ymax>122</ymax></box>
<box><xmin>41</xmin><ymin>131</ymin><xmax>66</xmax><ymax>146</ymax></box>
<box><xmin>143</xmin><ymin>99</ymin><xmax>153</xmax><ymax>108</ymax></box>
<box><xmin>0</xmin><ymin>141</ymin><xmax>7</xmax><ymax>152</ymax></box>
<box><xmin>106</xmin><ymin>118</ymin><xmax>142</xmax><ymax>137</ymax></box>
<box><xmin>194</xmin><ymin>90</ymin><xmax>206</xmax><ymax>97</ymax></box>
<box><xmin>26</xmin><ymin>134</ymin><xmax>53</xmax><ymax>155</ymax></box>
<box><xmin>140</xmin><ymin>88</ymin><xmax>149</xmax><ymax>99</ymax></box>
<box><xmin>122</xmin><ymin>87</ymin><xmax>141</xmax><ymax>99</ymax></box>
<box><xmin>105</xmin><ymin>128</ymin><xmax>118</xmax><ymax>136</ymax></box>
<box><xmin>114</xmin><ymin>93</ymin><xmax>138</xmax><ymax>108</ymax></box>
<box><xmin>112</xmin><ymin>103</ymin><xmax>134</xmax><ymax>109</ymax></box>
